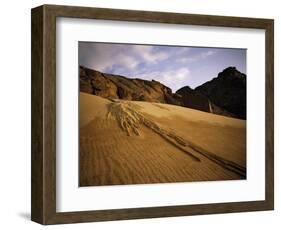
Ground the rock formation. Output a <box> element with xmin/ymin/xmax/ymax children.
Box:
<box><xmin>80</xmin><ymin>65</ymin><xmax>246</xmax><ymax>119</ymax></box>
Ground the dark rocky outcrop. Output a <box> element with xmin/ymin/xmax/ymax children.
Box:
<box><xmin>176</xmin><ymin>86</ymin><xmax>234</xmax><ymax>117</ymax></box>
<box><xmin>195</xmin><ymin>67</ymin><xmax>246</xmax><ymax>119</ymax></box>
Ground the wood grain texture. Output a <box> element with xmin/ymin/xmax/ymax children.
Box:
<box><xmin>31</xmin><ymin>4</ymin><xmax>274</xmax><ymax>225</ymax></box>
<box><xmin>31</xmin><ymin>6</ymin><xmax>44</xmax><ymax>223</ymax></box>
<box><xmin>265</xmin><ymin>20</ymin><xmax>274</xmax><ymax>209</ymax></box>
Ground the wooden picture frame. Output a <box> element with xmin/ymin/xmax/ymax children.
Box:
<box><xmin>31</xmin><ymin>4</ymin><xmax>274</xmax><ymax>225</ymax></box>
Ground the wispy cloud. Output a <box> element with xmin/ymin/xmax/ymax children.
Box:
<box><xmin>132</xmin><ymin>45</ymin><xmax>169</xmax><ymax>63</ymax></box>
<box><xmin>177</xmin><ymin>50</ymin><xmax>216</xmax><ymax>63</ymax></box>
<box><xmin>79</xmin><ymin>42</ymin><xmax>246</xmax><ymax>90</ymax></box>
<box><xmin>79</xmin><ymin>43</ymin><xmax>171</xmax><ymax>74</ymax></box>
<box><xmin>136</xmin><ymin>67</ymin><xmax>190</xmax><ymax>92</ymax></box>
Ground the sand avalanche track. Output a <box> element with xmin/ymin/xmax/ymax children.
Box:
<box><xmin>80</xmin><ymin>93</ymin><xmax>246</xmax><ymax>186</ymax></box>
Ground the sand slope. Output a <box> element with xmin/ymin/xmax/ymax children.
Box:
<box><xmin>79</xmin><ymin>92</ymin><xmax>246</xmax><ymax>186</ymax></box>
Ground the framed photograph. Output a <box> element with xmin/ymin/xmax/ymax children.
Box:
<box><xmin>31</xmin><ymin>4</ymin><xmax>274</xmax><ymax>225</ymax></box>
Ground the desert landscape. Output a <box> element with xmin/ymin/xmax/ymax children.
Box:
<box><xmin>79</xmin><ymin>65</ymin><xmax>246</xmax><ymax>186</ymax></box>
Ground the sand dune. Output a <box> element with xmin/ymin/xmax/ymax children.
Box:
<box><xmin>79</xmin><ymin>92</ymin><xmax>246</xmax><ymax>186</ymax></box>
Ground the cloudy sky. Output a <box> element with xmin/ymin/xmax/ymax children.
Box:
<box><xmin>79</xmin><ymin>42</ymin><xmax>246</xmax><ymax>92</ymax></box>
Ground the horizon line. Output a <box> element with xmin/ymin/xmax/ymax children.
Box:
<box><xmin>79</xmin><ymin>64</ymin><xmax>246</xmax><ymax>92</ymax></box>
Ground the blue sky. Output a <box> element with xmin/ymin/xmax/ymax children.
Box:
<box><xmin>79</xmin><ymin>42</ymin><xmax>246</xmax><ymax>92</ymax></box>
